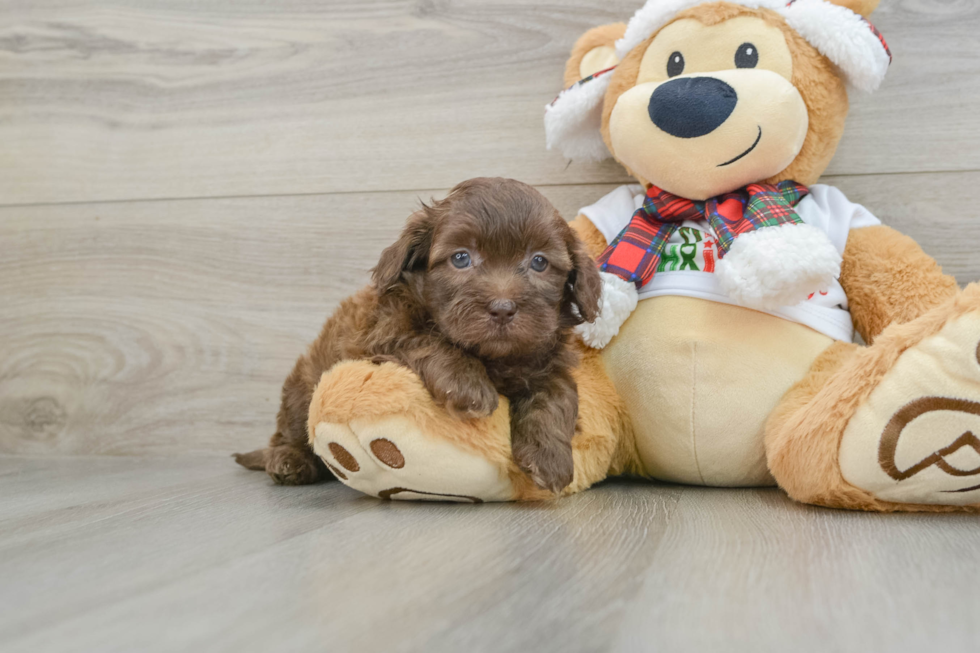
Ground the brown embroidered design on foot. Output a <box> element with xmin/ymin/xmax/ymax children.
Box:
<box><xmin>369</xmin><ymin>438</ymin><xmax>406</xmax><ymax>469</ymax></box>
<box><xmin>879</xmin><ymin>397</ymin><xmax>980</xmax><ymax>489</ymax></box>
<box><xmin>377</xmin><ymin>488</ymin><xmax>483</xmax><ymax>503</ymax></box>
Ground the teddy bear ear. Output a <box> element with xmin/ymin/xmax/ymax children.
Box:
<box><xmin>822</xmin><ymin>0</ymin><xmax>880</xmax><ymax>19</ymax></box>
<box><xmin>545</xmin><ymin>24</ymin><xmax>625</xmax><ymax>164</ymax></box>
<box><xmin>563</xmin><ymin>23</ymin><xmax>627</xmax><ymax>88</ymax></box>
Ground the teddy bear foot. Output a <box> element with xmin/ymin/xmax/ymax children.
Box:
<box><xmin>839</xmin><ymin>286</ymin><xmax>980</xmax><ymax>507</ymax></box>
<box><xmin>312</xmin><ymin>418</ymin><xmax>515</xmax><ymax>502</ymax></box>
<box><xmin>307</xmin><ymin>360</ymin><xmax>516</xmax><ymax>502</ymax></box>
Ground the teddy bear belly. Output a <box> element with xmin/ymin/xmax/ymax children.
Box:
<box><xmin>601</xmin><ymin>295</ymin><xmax>835</xmax><ymax>487</ymax></box>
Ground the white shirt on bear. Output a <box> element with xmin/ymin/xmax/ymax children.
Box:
<box><xmin>578</xmin><ymin>184</ymin><xmax>881</xmax><ymax>342</ymax></box>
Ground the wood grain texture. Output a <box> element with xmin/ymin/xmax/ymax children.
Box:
<box><xmin>1</xmin><ymin>0</ymin><xmax>979</xmax><ymax>205</ymax></box>
<box><xmin>2</xmin><ymin>174</ymin><xmax>979</xmax><ymax>457</ymax></box>
<box><xmin>610</xmin><ymin>488</ymin><xmax>980</xmax><ymax>653</ymax></box>
<box><xmin>0</xmin><ymin>183</ymin><xmax>616</xmax><ymax>456</ymax></box>
<box><xmin>3</xmin><ymin>3</ymin><xmax>979</xmax><ymax>651</ymax></box>
<box><xmin>0</xmin><ymin>456</ymin><xmax>977</xmax><ymax>653</ymax></box>
<box><xmin>0</xmin><ymin>173</ymin><xmax>980</xmax><ymax>455</ymax></box>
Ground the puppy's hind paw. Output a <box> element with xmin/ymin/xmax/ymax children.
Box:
<box><xmin>265</xmin><ymin>445</ymin><xmax>328</xmax><ymax>486</ymax></box>
<box><xmin>233</xmin><ymin>448</ymin><xmax>269</xmax><ymax>471</ymax></box>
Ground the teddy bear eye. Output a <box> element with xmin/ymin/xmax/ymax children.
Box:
<box><xmin>735</xmin><ymin>43</ymin><xmax>759</xmax><ymax>69</ymax></box>
<box><xmin>666</xmin><ymin>51</ymin><xmax>685</xmax><ymax>77</ymax></box>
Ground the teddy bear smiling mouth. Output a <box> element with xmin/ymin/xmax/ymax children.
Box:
<box><xmin>717</xmin><ymin>125</ymin><xmax>762</xmax><ymax>167</ymax></box>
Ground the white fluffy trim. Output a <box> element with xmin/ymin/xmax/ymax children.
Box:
<box><xmin>575</xmin><ymin>271</ymin><xmax>639</xmax><ymax>349</ymax></box>
<box><xmin>781</xmin><ymin>0</ymin><xmax>891</xmax><ymax>93</ymax></box>
<box><xmin>716</xmin><ymin>223</ymin><xmax>842</xmax><ymax>311</ymax></box>
<box><xmin>617</xmin><ymin>0</ymin><xmax>782</xmax><ymax>59</ymax></box>
<box><xmin>544</xmin><ymin>71</ymin><xmax>613</xmax><ymax>162</ymax></box>
<box><xmin>615</xmin><ymin>0</ymin><xmax>889</xmax><ymax>92</ymax></box>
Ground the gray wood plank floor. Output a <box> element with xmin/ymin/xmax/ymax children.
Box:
<box><xmin>3</xmin><ymin>0</ymin><xmax>980</xmax><ymax>650</ymax></box>
<box><xmin>1</xmin><ymin>456</ymin><xmax>978</xmax><ymax>653</ymax></box>
<box><xmin>4</xmin><ymin>172</ymin><xmax>980</xmax><ymax>457</ymax></box>
<box><xmin>4</xmin><ymin>1</ymin><xmax>980</xmax><ymax>458</ymax></box>
<box><xmin>2</xmin><ymin>0</ymin><xmax>980</xmax><ymax>205</ymax></box>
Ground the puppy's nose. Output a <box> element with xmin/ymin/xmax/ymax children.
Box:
<box><xmin>648</xmin><ymin>76</ymin><xmax>737</xmax><ymax>139</ymax></box>
<box><xmin>488</xmin><ymin>299</ymin><xmax>517</xmax><ymax>325</ymax></box>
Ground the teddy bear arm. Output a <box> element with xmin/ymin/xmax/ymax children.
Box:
<box><xmin>307</xmin><ymin>352</ymin><xmax>630</xmax><ymax>501</ymax></box>
<box><xmin>840</xmin><ymin>225</ymin><xmax>959</xmax><ymax>344</ymax></box>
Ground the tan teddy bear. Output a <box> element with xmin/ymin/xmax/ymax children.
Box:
<box><xmin>309</xmin><ymin>0</ymin><xmax>980</xmax><ymax>512</ymax></box>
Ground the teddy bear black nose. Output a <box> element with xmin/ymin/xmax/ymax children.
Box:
<box><xmin>648</xmin><ymin>76</ymin><xmax>738</xmax><ymax>139</ymax></box>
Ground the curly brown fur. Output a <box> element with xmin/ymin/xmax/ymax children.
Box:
<box><xmin>235</xmin><ymin>178</ymin><xmax>602</xmax><ymax>491</ymax></box>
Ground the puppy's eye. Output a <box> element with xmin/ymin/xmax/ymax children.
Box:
<box><xmin>450</xmin><ymin>251</ymin><xmax>471</xmax><ymax>269</ymax></box>
<box><xmin>735</xmin><ymin>43</ymin><xmax>758</xmax><ymax>69</ymax></box>
<box><xmin>666</xmin><ymin>51</ymin><xmax>685</xmax><ymax>77</ymax></box>
<box><xmin>530</xmin><ymin>255</ymin><xmax>549</xmax><ymax>272</ymax></box>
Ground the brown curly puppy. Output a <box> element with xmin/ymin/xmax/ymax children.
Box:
<box><xmin>235</xmin><ymin>178</ymin><xmax>602</xmax><ymax>493</ymax></box>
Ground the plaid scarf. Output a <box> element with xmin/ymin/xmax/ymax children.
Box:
<box><xmin>597</xmin><ymin>181</ymin><xmax>809</xmax><ymax>287</ymax></box>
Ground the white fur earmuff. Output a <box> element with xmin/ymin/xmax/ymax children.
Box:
<box><xmin>544</xmin><ymin>68</ymin><xmax>614</xmax><ymax>163</ymax></box>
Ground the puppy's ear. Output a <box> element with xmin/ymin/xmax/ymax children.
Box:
<box><xmin>563</xmin><ymin>223</ymin><xmax>602</xmax><ymax>323</ymax></box>
<box><xmin>372</xmin><ymin>207</ymin><xmax>436</xmax><ymax>292</ymax></box>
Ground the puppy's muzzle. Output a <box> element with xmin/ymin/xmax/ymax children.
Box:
<box><xmin>648</xmin><ymin>76</ymin><xmax>738</xmax><ymax>139</ymax></box>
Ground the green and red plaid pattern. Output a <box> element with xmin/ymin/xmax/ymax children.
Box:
<box><xmin>597</xmin><ymin>181</ymin><xmax>809</xmax><ymax>287</ymax></box>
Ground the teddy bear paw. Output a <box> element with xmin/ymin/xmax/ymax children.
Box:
<box><xmin>716</xmin><ymin>223</ymin><xmax>841</xmax><ymax>310</ymax></box>
<box><xmin>575</xmin><ymin>271</ymin><xmax>638</xmax><ymax>349</ymax></box>
<box><xmin>311</xmin><ymin>402</ymin><xmax>515</xmax><ymax>503</ymax></box>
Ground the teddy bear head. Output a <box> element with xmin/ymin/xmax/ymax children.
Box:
<box><xmin>546</xmin><ymin>0</ymin><xmax>891</xmax><ymax>201</ymax></box>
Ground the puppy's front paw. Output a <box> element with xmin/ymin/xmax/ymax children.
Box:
<box><xmin>512</xmin><ymin>438</ymin><xmax>574</xmax><ymax>495</ymax></box>
<box><xmin>451</xmin><ymin>384</ymin><xmax>499</xmax><ymax>419</ymax></box>
<box><xmin>435</xmin><ymin>376</ymin><xmax>500</xmax><ymax>420</ymax></box>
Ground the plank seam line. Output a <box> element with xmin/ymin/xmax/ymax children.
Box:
<box><xmin>4</xmin><ymin>168</ymin><xmax>977</xmax><ymax>209</ymax></box>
